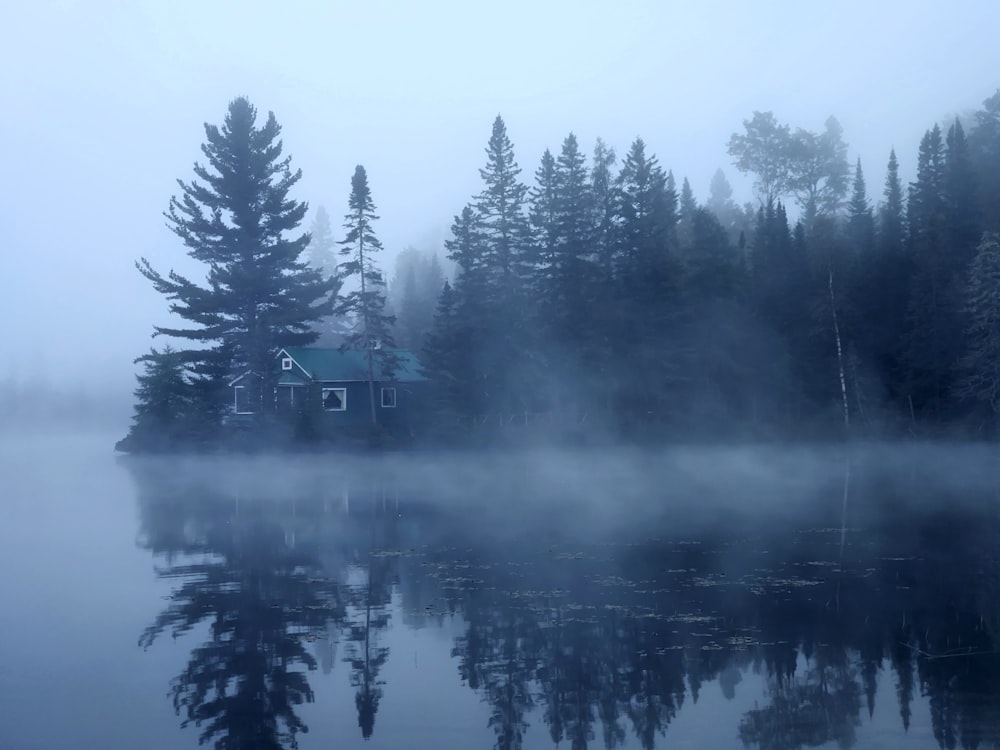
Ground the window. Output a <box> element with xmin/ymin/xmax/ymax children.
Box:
<box><xmin>234</xmin><ymin>386</ymin><xmax>254</xmax><ymax>414</ymax></box>
<box><xmin>322</xmin><ymin>388</ymin><xmax>346</xmax><ymax>411</ymax></box>
<box><xmin>281</xmin><ymin>357</ymin><xmax>293</xmax><ymax>371</ymax></box>
<box><xmin>381</xmin><ymin>387</ymin><xmax>397</xmax><ymax>408</ymax></box>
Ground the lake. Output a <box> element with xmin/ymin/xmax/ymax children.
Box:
<box><xmin>2</xmin><ymin>433</ymin><xmax>999</xmax><ymax>749</ymax></box>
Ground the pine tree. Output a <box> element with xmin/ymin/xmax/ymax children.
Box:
<box><xmin>335</xmin><ymin>165</ymin><xmax>396</xmax><ymax>426</ymax></box>
<box><xmin>443</xmin><ymin>206</ymin><xmax>489</xmax><ymax>415</ymax></box>
<box><xmin>306</xmin><ymin>205</ymin><xmax>338</xmax><ymax>278</ymax></box>
<box><xmin>970</xmin><ymin>90</ymin><xmax>1000</xmax><ymax>232</ymax></box>
<box><xmin>677</xmin><ymin>176</ymin><xmax>698</xmax><ymax>251</ymax></box>
<box><xmin>529</xmin><ymin>148</ymin><xmax>560</xmax><ymax>312</ymax></box>
<box><xmin>706</xmin><ymin>168</ymin><xmax>747</xmax><ymax>245</ymax></box>
<box><xmin>878</xmin><ymin>149</ymin><xmax>906</xmax><ymax>255</ymax></box>
<box><xmin>847</xmin><ymin>159</ymin><xmax>875</xmax><ymax>255</ymax></box>
<box><xmin>591</xmin><ymin>138</ymin><xmax>617</xmax><ymax>277</ymax></box>
<box><xmin>117</xmin><ymin>347</ymin><xmax>195</xmax><ymax>452</ymax></box>
<box><xmin>446</xmin><ymin>206</ymin><xmax>488</xmax><ymax>297</ymax></box>
<box><xmin>612</xmin><ymin>138</ymin><xmax>682</xmax><ymax>426</ymax></box>
<box><xmin>944</xmin><ymin>119</ymin><xmax>979</xmax><ymax>266</ymax></box>
<box><xmin>476</xmin><ymin>115</ymin><xmax>531</xmax><ymax>303</ymax></box>
<box><xmin>137</xmin><ymin>97</ymin><xmax>335</xmax><ymax>417</ymax></box>
<box><xmin>959</xmin><ymin>233</ymin><xmax>1000</xmax><ymax>425</ymax></box>
<box><xmin>421</xmin><ymin>280</ymin><xmax>473</xmax><ymax>429</ymax></box>
<box><xmin>473</xmin><ymin>116</ymin><xmax>533</xmax><ymax>413</ymax></box>
<box><xmin>553</xmin><ymin>133</ymin><xmax>593</xmax><ymax>267</ymax></box>
<box><xmin>552</xmin><ymin>132</ymin><xmax>599</xmax><ymax>369</ymax></box>
<box><xmin>904</xmin><ymin>126</ymin><xmax>954</xmax><ymax>421</ymax></box>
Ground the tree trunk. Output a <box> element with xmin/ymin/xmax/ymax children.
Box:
<box><xmin>829</xmin><ymin>268</ymin><xmax>850</xmax><ymax>434</ymax></box>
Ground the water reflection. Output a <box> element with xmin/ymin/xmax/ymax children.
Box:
<box><xmin>127</xmin><ymin>451</ymin><xmax>1000</xmax><ymax>749</ymax></box>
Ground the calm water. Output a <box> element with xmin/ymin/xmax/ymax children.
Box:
<box><xmin>2</xmin><ymin>434</ymin><xmax>1000</xmax><ymax>749</ymax></box>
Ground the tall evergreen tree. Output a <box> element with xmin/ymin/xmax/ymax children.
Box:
<box><xmin>117</xmin><ymin>347</ymin><xmax>195</xmax><ymax>452</ymax></box>
<box><xmin>476</xmin><ymin>115</ymin><xmax>531</xmax><ymax>302</ymax></box>
<box><xmin>552</xmin><ymin>132</ymin><xmax>599</xmax><ymax>370</ymax></box>
<box><xmin>441</xmin><ymin>206</ymin><xmax>489</xmax><ymax>415</ymax></box>
<box><xmin>705</xmin><ymin>168</ymin><xmax>747</xmax><ymax>245</ymax></box>
<box><xmin>591</xmin><ymin>138</ymin><xmax>617</xmax><ymax>277</ymax></box>
<box><xmin>529</xmin><ymin>148</ymin><xmax>560</xmax><ymax>311</ymax></box>
<box><xmin>970</xmin><ymin>90</ymin><xmax>1000</xmax><ymax>232</ymax></box>
<box><xmin>677</xmin><ymin>177</ymin><xmax>698</xmax><ymax>251</ymax></box>
<box><xmin>679</xmin><ymin>177</ymin><xmax>697</xmax><ymax>219</ymax></box>
<box><xmin>878</xmin><ymin>149</ymin><xmax>906</xmax><ymax>256</ymax></box>
<box><xmin>944</xmin><ymin>119</ymin><xmax>979</xmax><ymax>266</ymax></box>
<box><xmin>903</xmin><ymin>126</ymin><xmax>955</xmax><ymax>421</ymax></box>
<box><xmin>335</xmin><ymin>165</ymin><xmax>396</xmax><ymax>426</ymax></box>
<box><xmin>847</xmin><ymin>159</ymin><xmax>875</xmax><ymax>255</ymax></box>
<box><xmin>137</xmin><ymin>97</ymin><xmax>335</xmax><ymax>416</ymax></box>
<box><xmin>472</xmin><ymin>116</ymin><xmax>533</xmax><ymax>413</ymax></box>
<box><xmin>421</xmin><ymin>280</ymin><xmax>473</xmax><ymax>427</ymax></box>
<box><xmin>959</xmin><ymin>233</ymin><xmax>1000</xmax><ymax>426</ymax></box>
<box><xmin>306</xmin><ymin>205</ymin><xmax>338</xmax><ymax>279</ymax></box>
<box><xmin>611</xmin><ymin>139</ymin><xmax>681</xmax><ymax>426</ymax></box>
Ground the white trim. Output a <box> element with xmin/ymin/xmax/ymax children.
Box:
<box><xmin>276</xmin><ymin>349</ymin><xmax>310</xmax><ymax>380</ymax></box>
<box><xmin>380</xmin><ymin>387</ymin><xmax>397</xmax><ymax>408</ymax></box>
<box><xmin>281</xmin><ymin>357</ymin><xmax>293</xmax><ymax>371</ymax></box>
<box><xmin>322</xmin><ymin>387</ymin><xmax>347</xmax><ymax>412</ymax></box>
<box><xmin>229</xmin><ymin>371</ymin><xmax>254</xmax><ymax>387</ymax></box>
<box><xmin>234</xmin><ymin>385</ymin><xmax>255</xmax><ymax>414</ymax></box>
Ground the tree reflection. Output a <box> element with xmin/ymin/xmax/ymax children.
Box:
<box><xmin>126</xmin><ymin>455</ymin><xmax>1000</xmax><ymax>750</ymax></box>
<box><xmin>131</xmin><ymin>462</ymin><xmax>344</xmax><ymax>749</ymax></box>
<box><xmin>343</xmin><ymin>503</ymin><xmax>395</xmax><ymax>739</ymax></box>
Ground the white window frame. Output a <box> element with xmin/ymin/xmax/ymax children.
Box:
<box><xmin>322</xmin><ymin>387</ymin><xmax>347</xmax><ymax>412</ymax></box>
<box><xmin>234</xmin><ymin>385</ymin><xmax>254</xmax><ymax>414</ymax></box>
<box><xmin>281</xmin><ymin>357</ymin><xmax>293</xmax><ymax>371</ymax></box>
<box><xmin>380</xmin><ymin>387</ymin><xmax>397</xmax><ymax>408</ymax></box>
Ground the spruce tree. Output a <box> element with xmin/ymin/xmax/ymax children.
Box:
<box><xmin>847</xmin><ymin>159</ymin><xmax>875</xmax><ymax>255</ymax></box>
<box><xmin>137</xmin><ymin>97</ymin><xmax>335</xmax><ymax>417</ymax></box>
<box><xmin>306</xmin><ymin>205</ymin><xmax>338</xmax><ymax>279</ymax></box>
<box><xmin>476</xmin><ymin>115</ymin><xmax>531</xmax><ymax>303</ymax></box>
<box><xmin>443</xmin><ymin>206</ymin><xmax>489</xmax><ymax>415</ymax></box>
<box><xmin>706</xmin><ymin>168</ymin><xmax>747</xmax><ymax>245</ymax></box>
<box><xmin>612</xmin><ymin>138</ymin><xmax>681</xmax><ymax>426</ymax></box>
<box><xmin>421</xmin><ymin>280</ymin><xmax>473</xmax><ymax>429</ymax></box>
<box><xmin>590</xmin><ymin>138</ymin><xmax>617</xmax><ymax>277</ymax></box>
<box><xmin>335</xmin><ymin>165</ymin><xmax>396</xmax><ymax>425</ymax></box>
<box><xmin>117</xmin><ymin>347</ymin><xmax>194</xmax><ymax>452</ymax></box>
<box><xmin>904</xmin><ymin>126</ymin><xmax>955</xmax><ymax>421</ymax></box>
<box><xmin>959</xmin><ymin>233</ymin><xmax>1000</xmax><ymax>424</ymax></box>
<box><xmin>944</xmin><ymin>119</ymin><xmax>979</xmax><ymax>266</ymax></box>
<box><xmin>970</xmin><ymin>90</ymin><xmax>1000</xmax><ymax>232</ymax></box>
<box><xmin>473</xmin><ymin>116</ymin><xmax>532</xmax><ymax>413</ymax></box>
<box><xmin>552</xmin><ymin>133</ymin><xmax>598</xmax><ymax>369</ymax></box>
<box><xmin>878</xmin><ymin>149</ymin><xmax>906</xmax><ymax>256</ymax></box>
<box><xmin>528</xmin><ymin>148</ymin><xmax>560</xmax><ymax>310</ymax></box>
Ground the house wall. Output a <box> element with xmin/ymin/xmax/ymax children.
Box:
<box><xmin>229</xmin><ymin>379</ymin><xmax>427</xmax><ymax>437</ymax></box>
<box><xmin>313</xmin><ymin>381</ymin><xmax>420</xmax><ymax>431</ymax></box>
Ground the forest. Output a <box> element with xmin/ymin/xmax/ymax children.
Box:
<box><xmin>120</xmin><ymin>90</ymin><xmax>1000</xmax><ymax>450</ymax></box>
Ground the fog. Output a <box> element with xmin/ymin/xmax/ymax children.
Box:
<box><xmin>2</xmin><ymin>1</ymin><xmax>999</xmax><ymax>422</ymax></box>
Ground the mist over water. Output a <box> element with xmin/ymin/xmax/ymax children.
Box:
<box><xmin>2</xmin><ymin>432</ymin><xmax>999</xmax><ymax>748</ymax></box>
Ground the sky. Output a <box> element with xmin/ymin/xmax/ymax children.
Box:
<box><xmin>1</xmin><ymin>0</ymin><xmax>999</xmax><ymax>404</ymax></box>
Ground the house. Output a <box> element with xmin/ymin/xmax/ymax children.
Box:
<box><xmin>229</xmin><ymin>347</ymin><xmax>427</xmax><ymax>431</ymax></box>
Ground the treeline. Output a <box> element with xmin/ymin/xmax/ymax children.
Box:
<box><xmin>417</xmin><ymin>92</ymin><xmax>1000</xmax><ymax>440</ymax></box>
<box><xmin>121</xmin><ymin>91</ymin><xmax>1000</xmax><ymax>450</ymax></box>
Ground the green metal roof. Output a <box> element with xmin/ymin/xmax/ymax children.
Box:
<box><xmin>281</xmin><ymin>347</ymin><xmax>427</xmax><ymax>383</ymax></box>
